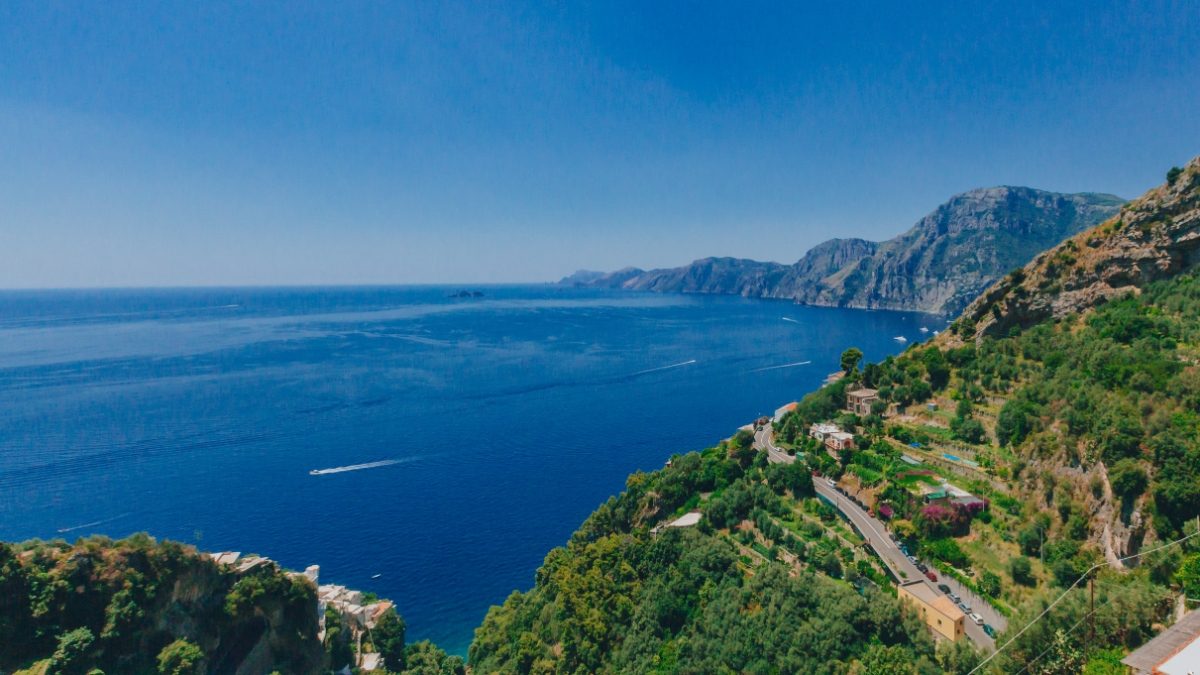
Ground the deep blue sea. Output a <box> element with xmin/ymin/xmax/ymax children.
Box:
<box><xmin>0</xmin><ymin>285</ymin><xmax>934</xmax><ymax>655</ymax></box>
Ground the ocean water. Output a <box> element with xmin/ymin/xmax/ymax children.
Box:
<box><xmin>0</xmin><ymin>285</ymin><xmax>932</xmax><ymax>655</ymax></box>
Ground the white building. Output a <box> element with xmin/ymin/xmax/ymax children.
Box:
<box><xmin>809</xmin><ymin>422</ymin><xmax>841</xmax><ymax>441</ymax></box>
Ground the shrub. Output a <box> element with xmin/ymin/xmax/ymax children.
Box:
<box><xmin>1109</xmin><ymin>459</ymin><xmax>1148</xmax><ymax>505</ymax></box>
<box><xmin>1010</xmin><ymin>556</ymin><xmax>1035</xmax><ymax>586</ymax></box>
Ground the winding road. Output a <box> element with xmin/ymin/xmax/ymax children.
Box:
<box><xmin>754</xmin><ymin>423</ymin><xmax>1000</xmax><ymax>649</ymax></box>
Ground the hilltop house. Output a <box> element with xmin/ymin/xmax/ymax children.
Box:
<box><xmin>846</xmin><ymin>388</ymin><xmax>879</xmax><ymax>416</ymax></box>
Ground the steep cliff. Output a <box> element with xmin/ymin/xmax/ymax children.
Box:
<box><xmin>564</xmin><ymin>188</ymin><xmax>1122</xmax><ymax>315</ymax></box>
<box><xmin>952</xmin><ymin>158</ymin><xmax>1200</xmax><ymax>339</ymax></box>
<box><xmin>0</xmin><ymin>535</ymin><xmax>323</xmax><ymax>675</ymax></box>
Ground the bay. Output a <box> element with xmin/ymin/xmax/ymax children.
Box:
<box><xmin>0</xmin><ymin>285</ymin><xmax>934</xmax><ymax>655</ymax></box>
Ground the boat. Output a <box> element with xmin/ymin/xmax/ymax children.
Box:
<box><xmin>893</xmin><ymin>336</ymin><xmax>907</xmax><ymax>343</ymax></box>
<box><xmin>371</xmin><ymin>573</ymin><xmax>382</xmax><ymax>579</ymax></box>
<box><xmin>919</xmin><ymin>327</ymin><xmax>929</xmax><ymax>333</ymax></box>
<box><xmin>309</xmin><ymin>459</ymin><xmax>400</xmax><ymax>476</ymax></box>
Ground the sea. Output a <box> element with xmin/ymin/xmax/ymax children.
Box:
<box><xmin>0</xmin><ymin>285</ymin><xmax>935</xmax><ymax>655</ymax></box>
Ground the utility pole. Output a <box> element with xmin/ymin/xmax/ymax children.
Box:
<box><xmin>1088</xmin><ymin>574</ymin><xmax>1095</xmax><ymax>661</ymax></box>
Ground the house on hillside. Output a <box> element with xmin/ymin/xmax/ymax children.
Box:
<box><xmin>846</xmin><ymin>388</ymin><xmax>879</xmax><ymax>416</ymax></box>
<box><xmin>825</xmin><ymin>431</ymin><xmax>856</xmax><ymax>452</ymax></box>
<box><xmin>1123</xmin><ymin>609</ymin><xmax>1200</xmax><ymax>674</ymax></box>
<box><xmin>809</xmin><ymin>422</ymin><xmax>841</xmax><ymax>442</ymax></box>
<box><xmin>897</xmin><ymin>580</ymin><xmax>964</xmax><ymax>642</ymax></box>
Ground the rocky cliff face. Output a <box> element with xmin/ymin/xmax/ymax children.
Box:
<box><xmin>0</xmin><ymin>536</ymin><xmax>324</xmax><ymax>675</ymax></box>
<box><xmin>563</xmin><ymin>188</ymin><xmax>1123</xmax><ymax>315</ymax></box>
<box><xmin>955</xmin><ymin>158</ymin><xmax>1200</xmax><ymax>339</ymax></box>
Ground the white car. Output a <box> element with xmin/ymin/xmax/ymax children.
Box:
<box><xmin>969</xmin><ymin>612</ymin><xmax>984</xmax><ymax>626</ymax></box>
<box><xmin>825</xmin><ymin>478</ymin><xmax>836</xmax><ymax>488</ymax></box>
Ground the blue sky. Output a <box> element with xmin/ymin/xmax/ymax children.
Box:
<box><xmin>2</xmin><ymin>1</ymin><xmax>1199</xmax><ymax>287</ymax></box>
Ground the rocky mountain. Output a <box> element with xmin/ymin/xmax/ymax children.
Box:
<box><xmin>951</xmin><ymin>157</ymin><xmax>1200</xmax><ymax>340</ymax></box>
<box><xmin>564</xmin><ymin>188</ymin><xmax>1124</xmax><ymax>315</ymax></box>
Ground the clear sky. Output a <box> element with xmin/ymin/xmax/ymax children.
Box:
<box><xmin>2</xmin><ymin>1</ymin><xmax>1199</xmax><ymax>288</ymax></box>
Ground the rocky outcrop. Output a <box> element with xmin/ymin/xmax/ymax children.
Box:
<box><xmin>563</xmin><ymin>188</ymin><xmax>1122</xmax><ymax>315</ymax></box>
<box><xmin>954</xmin><ymin>158</ymin><xmax>1200</xmax><ymax>339</ymax></box>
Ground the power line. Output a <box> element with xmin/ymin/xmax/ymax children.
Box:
<box><xmin>968</xmin><ymin>526</ymin><xmax>1200</xmax><ymax>674</ymax></box>
<box><xmin>1017</xmin><ymin>576</ymin><xmax>1137</xmax><ymax>672</ymax></box>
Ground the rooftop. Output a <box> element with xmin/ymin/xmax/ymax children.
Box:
<box><xmin>1123</xmin><ymin>611</ymin><xmax>1200</xmax><ymax>674</ymax></box>
<box><xmin>901</xmin><ymin>581</ymin><xmax>964</xmax><ymax>618</ymax></box>
<box><xmin>669</xmin><ymin>512</ymin><xmax>702</xmax><ymax>528</ymax></box>
<box><xmin>848</xmin><ymin>388</ymin><xmax>879</xmax><ymax>399</ymax></box>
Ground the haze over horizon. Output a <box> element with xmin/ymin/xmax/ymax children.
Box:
<box><xmin>3</xmin><ymin>1</ymin><xmax>1199</xmax><ymax>289</ymax></box>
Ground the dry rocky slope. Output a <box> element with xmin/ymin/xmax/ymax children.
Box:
<box><xmin>950</xmin><ymin>157</ymin><xmax>1200</xmax><ymax>342</ymax></box>
<box><xmin>562</xmin><ymin>187</ymin><xmax>1122</xmax><ymax>315</ymax></box>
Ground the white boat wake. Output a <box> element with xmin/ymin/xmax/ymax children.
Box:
<box><xmin>781</xmin><ymin>317</ymin><xmax>799</xmax><ymax>323</ymax></box>
<box><xmin>310</xmin><ymin>459</ymin><xmax>404</xmax><ymax>476</ymax></box>
<box><xmin>57</xmin><ymin>512</ymin><xmax>131</xmax><ymax>534</ymax></box>
<box><xmin>750</xmin><ymin>360</ymin><xmax>812</xmax><ymax>372</ymax></box>
<box><xmin>631</xmin><ymin>359</ymin><xmax>697</xmax><ymax>376</ymax></box>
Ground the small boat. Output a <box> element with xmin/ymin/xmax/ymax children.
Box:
<box><xmin>371</xmin><ymin>573</ymin><xmax>382</xmax><ymax>579</ymax></box>
<box><xmin>919</xmin><ymin>327</ymin><xmax>929</xmax><ymax>333</ymax></box>
<box><xmin>893</xmin><ymin>336</ymin><xmax>907</xmax><ymax>343</ymax></box>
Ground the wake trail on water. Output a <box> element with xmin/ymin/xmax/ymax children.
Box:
<box><xmin>629</xmin><ymin>359</ymin><xmax>697</xmax><ymax>377</ymax></box>
<box><xmin>309</xmin><ymin>457</ymin><xmax>424</xmax><ymax>476</ymax></box>
<box><xmin>750</xmin><ymin>360</ymin><xmax>812</xmax><ymax>373</ymax></box>
<box><xmin>781</xmin><ymin>317</ymin><xmax>799</xmax><ymax>323</ymax></box>
<box><xmin>57</xmin><ymin>512</ymin><xmax>132</xmax><ymax>534</ymax></box>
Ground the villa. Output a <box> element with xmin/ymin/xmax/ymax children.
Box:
<box><xmin>846</xmin><ymin>387</ymin><xmax>879</xmax><ymax>416</ymax></box>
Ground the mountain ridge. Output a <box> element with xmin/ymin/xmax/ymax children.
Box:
<box><xmin>563</xmin><ymin>186</ymin><xmax>1124</xmax><ymax>315</ymax></box>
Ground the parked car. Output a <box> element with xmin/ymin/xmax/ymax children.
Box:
<box><xmin>958</xmin><ymin>601</ymin><xmax>971</xmax><ymax>613</ymax></box>
<box><xmin>982</xmin><ymin>624</ymin><xmax>996</xmax><ymax>638</ymax></box>
<box><xmin>907</xmin><ymin>555</ymin><xmax>917</xmax><ymax>564</ymax></box>
<box><xmin>969</xmin><ymin>612</ymin><xmax>984</xmax><ymax>626</ymax></box>
<box><xmin>826</xmin><ymin>478</ymin><xmax>836</xmax><ymax>488</ymax></box>
<box><xmin>916</xmin><ymin>562</ymin><xmax>928</xmax><ymax>573</ymax></box>
<box><xmin>937</xmin><ymin>584</ymin><xmax>951</xmax><ymax>594</ymax></box>
<box><xmin>949</xmin><ymin>593</ymin><xmax>961</xmax><ymax>603</ymax></box>
<box><xmin>925</xmin><ymin>570</ymin><xmax>937</xmax><ymax>582</ymax></box>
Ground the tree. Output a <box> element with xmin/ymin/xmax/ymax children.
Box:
<box><xmin>729</xmin><ymin>430</ymin><xmax>757</xmax><ymax>468</ymax></box>
<box><xmin>157</xmin><ymin>639</ymin><xmax>204</xmax><ymax>675</ymax></box>
<box><xmin>951</xmin><ymin>417</ymin><xmax>987</xmax><ymax>444</ymax></box>
<box><xmin>922</xmin><ymin>349</ymin><xmax>950</xmax><ymax>391</ymax></box>
<box><xmin>372</xmin><ymin>608</ymin><xmax>407</xmax><ymax>671</ymax></box>
<box><xmin>979</xmin><ymin>571</ymin><xmax>1001</xmax><ymax>598</ymax></box>
<box><xmin>1010</xmin><ymin>556</ymin><xmax>1034</xmax><ymax>586</ymax></box>
<box><xmin>841</xmin><ymin>347</ymin><xmax>864</xmax><ymax>375</ymax></box>
<box><xmin>401</xmin><ymin>640</ymin><xmax>466</xmax><ymax>675</ymax></box>
<box><xmin>1109</xmin><ymin>459</ymin><xmax>1148</xmax><ymax>505</ymax></box>
<box><xmin>1176</xmin><ymin>553</ymin><xmax>1200</xmax><ymax>599</ymax></box>
<box><xmin>1083</xmin><ymin>647</ymin><xmax>1127</xmax><ymax>674</ymax></box>
<box><xmin>1167</xmin><ymin>166</ymin><xmax>1184</xmax><ymax>184</ymax></box>
<box><xmin>50</xmin><ymin>627</ymin><xmax>95</xmax><ymax>675</ymax></box>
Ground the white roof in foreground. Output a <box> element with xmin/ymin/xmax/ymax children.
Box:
<box><xmin>669</xmin><ymin>512</ymin><xmax>702</xmax><ymax>528</ymax></box>
<box><xmin>1159</xmin><ymin>635</ymin><xmax>1200</xmax><ymax>675</ymax></box>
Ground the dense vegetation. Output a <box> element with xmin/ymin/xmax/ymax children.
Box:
<box><xmin>0</xmin><ymin>534</ymin><xmax>321</xmax><ymax>674</ymax></box>
<box><xmin>771</xmin><ymin>272</ymin><xmax>1200</xmax><ymax>671</ymax></box>
<box><xmin>0</xmin><ymin>534</ymin><xmax>463</xmax><ymax>675</ymax></box>
<box><xmin>468</xmin><ymin>443</ymin><xmax>955</xmax><ymax>674</ymax></box>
